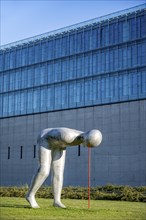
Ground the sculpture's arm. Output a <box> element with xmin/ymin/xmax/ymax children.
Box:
<box><xmin>37</xmin><ymin>127</ymin><xmax>102</xmax><ymax>148</ymax></box>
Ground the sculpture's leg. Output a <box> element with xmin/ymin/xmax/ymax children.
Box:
<box><xmin>26</xmin><ymin>146</ymin><xmax>51</xmax><ymax>208</ymax></box>
<box><xmin>51</xmin><ymin>148</ymin><xmax>66</xmax><ymax>208</ymax></box>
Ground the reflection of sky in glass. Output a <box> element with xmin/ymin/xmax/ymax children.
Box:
<box><xmin>1</xmin><ymin>1</ymin><xmax>145</xmax><ymax>45</ymax></box>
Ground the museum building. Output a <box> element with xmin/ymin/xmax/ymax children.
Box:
<box><xmin>0</xmin><ymin>4</ymin><xmax>146</xmax><ymax>186</ymax></box>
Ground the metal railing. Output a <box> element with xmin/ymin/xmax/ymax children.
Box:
<box><xmin>0</xmin><ymin>3</ymin><xmax>145</xmax><ymax>50</ymax></box>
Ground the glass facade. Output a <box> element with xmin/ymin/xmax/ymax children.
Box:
<box><xmin>0</xmin><ymin>5</ymin><xmax>146</xmax><ymax>118</ymax></box>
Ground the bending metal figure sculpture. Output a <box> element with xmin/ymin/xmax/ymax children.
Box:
<box><xmin>26</xmin><ymin>127</ymin><xmax>102</xmax><ymax>208</ymax></box>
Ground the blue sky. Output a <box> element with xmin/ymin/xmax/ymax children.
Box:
<box><xmin>0</xmin><ymin>0</ymin><xmax>145</xmax><ymax>46</ymax></box>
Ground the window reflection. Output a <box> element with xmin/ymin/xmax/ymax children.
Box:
<box><xmin>0</xmin><ymin>12</ymin><xmax>146</xmax><ymax>118</ymax></box>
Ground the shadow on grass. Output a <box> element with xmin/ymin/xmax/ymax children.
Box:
<box><xmin>0</xmin><ymin>204</ymin><xmax>31</xmax><ymax>209</ymax></box>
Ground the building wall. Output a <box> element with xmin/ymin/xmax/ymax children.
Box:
<box><xmin>0</xmin><ymin>4</ymin><xmax>146</xmax><ymax>187</ymax></box>
<box><xmin>0</xmin><ymin>6</ymin><xmax>146</xmax><ymax>118</ymax></box>
<box><xmin>0</xmin><ymin>100</ymin><xmax>145</xmax><ymax>186</ymax></box>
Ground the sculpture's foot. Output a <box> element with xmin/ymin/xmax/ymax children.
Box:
<box><xmin>25</xmin><ymin>194</ymin><xmax>40</xmax><ymax>208</ymax></box>
<box><xmin>53</xmin><ymin>201</ymin><xmax>66</xmax><ymax>209</ymax></box>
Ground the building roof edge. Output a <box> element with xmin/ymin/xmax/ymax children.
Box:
<box><xmin>0</xmin><ymin>3</ymin><xmax>146</xmax><ymax>50</ymax></box>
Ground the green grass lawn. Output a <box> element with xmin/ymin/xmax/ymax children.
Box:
<box><xmin>0</xmin><ymin>197</ymin><xmax>146</xmax><ymax>220</ymax></box>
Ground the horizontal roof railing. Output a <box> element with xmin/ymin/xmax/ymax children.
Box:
<box><xmin>0</xmin><ymin>3</ymin><xmax>146</xmax><ymax>50</ymax></box>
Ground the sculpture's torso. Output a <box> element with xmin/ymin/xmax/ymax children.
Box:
<box><xmin>37</xmin><ymin>127</ymin><xmax>83</xmax><ymax>149</ymax></box>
